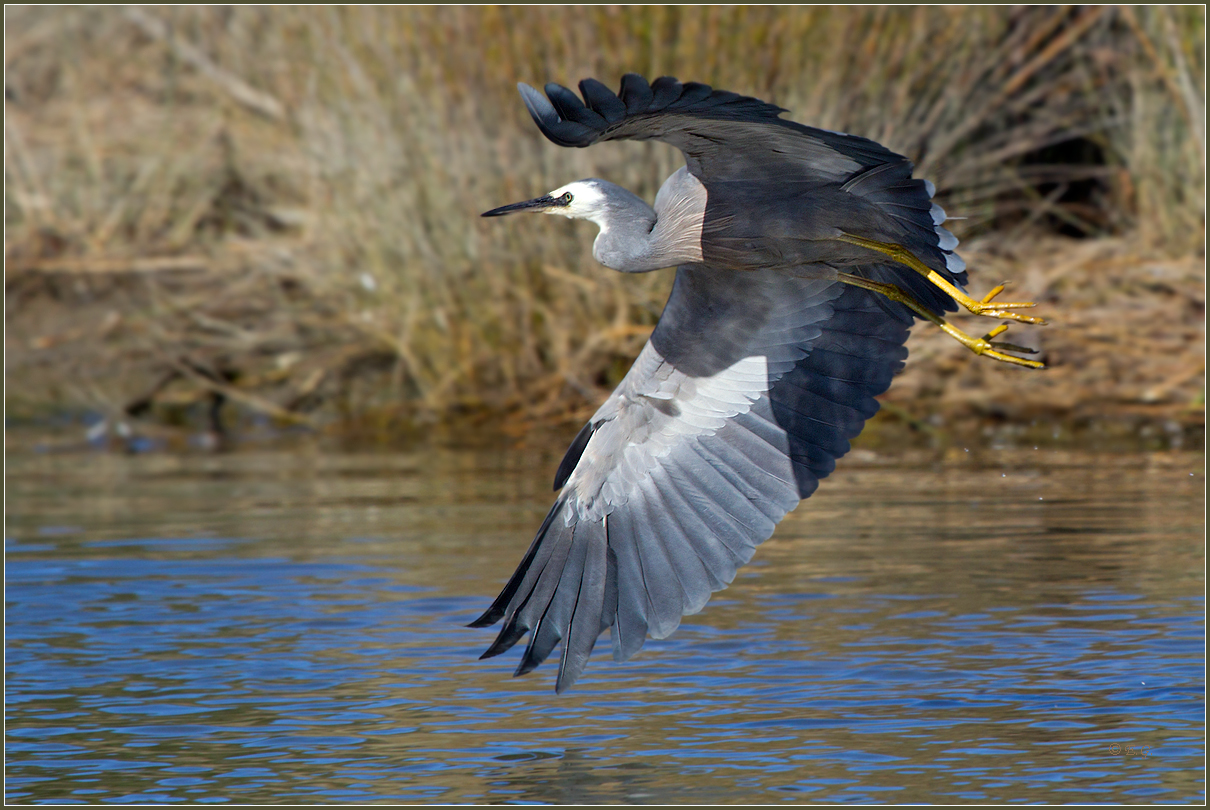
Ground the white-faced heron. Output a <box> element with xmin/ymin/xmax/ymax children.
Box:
<box><xmin>472</xmin><ymin>74</ymin><xmax>1046</xmax><ymax>693</ymax></box>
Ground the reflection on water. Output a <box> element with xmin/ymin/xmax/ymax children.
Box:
<box><xmin>5</xmin><ymin>442</ymin><xmax>1204</xmax><ymax>803</ymax></box>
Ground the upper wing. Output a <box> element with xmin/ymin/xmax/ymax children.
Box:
<box><xmin>519</xmin><ymin>74</ymin><xmax>968</xmax><ymax>317</ymax></box>
<box><xmin>520</xmin><ymin>74</ymin><xmax>898</xmax><ymax>185</ymax></box>
<box><xmin>470</xmin><ymin>264</ymin><xmax>911</xmax><ymax>692</ymax></box>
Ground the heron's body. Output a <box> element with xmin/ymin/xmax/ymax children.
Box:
<box><xmin>475</xmin><ymin>75</ymin><xmax>1043</xmax><ymax>692</ymax></box>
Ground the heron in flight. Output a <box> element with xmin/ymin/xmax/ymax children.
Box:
<box><xmin>473</xmin><ymin>74</ymin><xmax>1045</xmax><ymax>693</ymax></box>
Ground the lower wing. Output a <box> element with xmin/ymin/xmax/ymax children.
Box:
<box><xmin>471</xmin><ymin>265</ymin><xmax>912</xmax><ymax>692</ymax></box>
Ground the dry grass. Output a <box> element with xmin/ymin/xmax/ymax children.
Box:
<box><xmin>889</xmin><ymin>236</ymin><xmax>1204</xmax><ymax>436</ymax></box>
<box><xmin>4</xmin><ymin>7</ymin><xmax>1205</xmax><ymax>440</ymax></box>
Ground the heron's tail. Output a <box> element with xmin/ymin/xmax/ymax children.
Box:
<box><xmin>839</xmin><ymin>162</ymin><xmax>969</xmax><ymax>319</ymax></box>
<box><xmin>469</xmin><ymin>495</ymin><xmax>612</xmax><ymax>694</ymax></box>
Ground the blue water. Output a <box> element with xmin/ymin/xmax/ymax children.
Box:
<box><xmin>5</xmin><ymin>445</ymin><xmax>1204</xmax><ymax>803</ymax></box>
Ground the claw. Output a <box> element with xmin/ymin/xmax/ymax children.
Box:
<box><xmin>833</xmin><ymin>232</ymin><xmax>1049</xmax><ymax>325</ymax></box>
<box><xmin>980</xmin><ymin>323</ymin><xmax>1038</xmax><ymax>354</ymax></box>
<box><xmin>967</xmin><ymin>301</ymin><xmax>1046</xmax><ymax>324</ymax></box>
<box><xmin>958</xmin><ymin>326</ymin><xmax>1045</xmax><ymax>369</ymax></box>
<box><xmin>975</xmin><ymin>348</ymin><xmax>1045</xmax><ymax>369</ymax></box>
<box><xmin>835</xmin><ymin>270</ymin><xmax>1046</xmax><ymax>369</ymax></box>
<box><xmin>980</xmin><ymin>284</ymin><xmax>1007</xmax><ymax>305</ymax></box>
<box><xmin>988</xmin><ymin>341</ymin><xmax>1038</xmax><ymax>355</ymax></box>
<box><xmin>961</xmin><ymin>284</ymin><xmax>1046</xmax><ymax>324</ymax></box>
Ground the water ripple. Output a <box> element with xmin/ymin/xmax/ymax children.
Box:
<box><xmin>5</xmin><ymin>448</ymin><xmax>1204</xmax><ymax>803</ymax></box>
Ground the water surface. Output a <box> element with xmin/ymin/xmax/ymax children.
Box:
<box><xmin>5</xmin><ymin>442</ymin><xmax>1204</xmax><ymax>803</ymax></box>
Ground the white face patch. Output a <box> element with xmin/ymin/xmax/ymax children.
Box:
<box><xmin>547</xmin><ymin>180</ymin><xmax>608</xmax><ymax>221</ymax></box>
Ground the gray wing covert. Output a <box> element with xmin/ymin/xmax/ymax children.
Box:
<box><xmin>471</xmin><ymin>267</ymin><xmax>911</xmax><ymax>692</ymax></box>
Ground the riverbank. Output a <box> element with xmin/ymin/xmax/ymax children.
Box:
<box><xmin>7</xmin><ymin>230</ymin><xmax>1204</xmax><ymax>453</ymax></box>
<box><xmin>5</xmin><ymin>7</ymin><xmax>1204</xmax><ymax>450</ymax></box>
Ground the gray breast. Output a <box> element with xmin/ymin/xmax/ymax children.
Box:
<box><xmin>648</xmin><ymin>167</ymin><xmax>706</xmax><ymax>267</ymax></box>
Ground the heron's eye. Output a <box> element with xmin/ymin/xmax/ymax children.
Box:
<box><xmin>559</xmin><ymin>192</ymin><xmax>573</xmax><ymax>205</ymax></box>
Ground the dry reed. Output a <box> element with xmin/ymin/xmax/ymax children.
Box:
<box><xmin>4</xmin><ymin>7</ymin><xmax>1204</xmax><ymax>439</ymax></box>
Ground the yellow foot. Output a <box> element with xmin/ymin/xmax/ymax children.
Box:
<box><xmin>835</xmin><ymin>270</ymin><xmax>1046</xmax><ymax>369</ymax></box>
<box><xmin>951</xmin><ymin>281</ymin><xmax>1048</xmax><ymax>325</ymax></box>
<box><xmin>834</xmin><ymin>233</ymin><xmax>1048</xmax><ymax>325</ymax></box>
<box><xmin>943</xmin><ymin>322</ymin><xmax>1045</xmax><ymax>369</ymax></box>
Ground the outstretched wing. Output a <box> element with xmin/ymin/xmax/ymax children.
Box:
<box><xmin>519</xmin><ymin>74</ymin><xmax>967</xmax><ymax>317</ymax></box>
<box><xmin>521</xmin><ymin>74</ymin><xmax>886</xmax><ymax>184</ymax></box>
<box><xmin>471</xmin><ymin>266</ymin><xmax>911</xmax><ymax>692</ymax></box>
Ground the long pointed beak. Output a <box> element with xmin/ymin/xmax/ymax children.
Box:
<box><xmin>481</xmin><ymin>194</ymin><xmax>560</xmax><ymax>217</ymax></box>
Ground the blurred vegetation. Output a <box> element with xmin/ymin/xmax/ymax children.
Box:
<box><xmin>4</xmin><ymin>6</ymin><xmax>1205</xmax><ymax>444</ymax></box>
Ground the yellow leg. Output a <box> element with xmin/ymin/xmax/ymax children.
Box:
<box><xmin>834</xmin><ymin>233</ymin><xmax>1047</xmax><ymax>326</ymax></box>
<box><xmin>835</xmin><ymin>272</ymin><xmax>1045</xmax><ymax>369</ymax></box>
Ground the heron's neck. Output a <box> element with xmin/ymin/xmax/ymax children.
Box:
<box><xmin>589</xmin><ymin>172</ymin><xmax>706</xmax><ymax>273</ymax></box>
<box><xmin>589</xmin><ymin>194</ymin><xmax>661</xmax><ymax>273</ymax></box>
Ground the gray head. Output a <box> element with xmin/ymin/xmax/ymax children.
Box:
<box><xmin>481</xmin><ymin>179</ymin><xmax>635</xmax><ymax>231</ymax></box>
<box><xmin>487</xmin><ymin>177</ymin><xmax>700</xmax><ymax>274</ymax></box>
<box><xmin>483</xmin><ymin>172</ymin><xmax>705</xmax><ymax>273</ymax></box>
<box><xmin>483</xmin><ymin>179</ymin><xmax>666</xmax><ymax>272</ymax></box>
